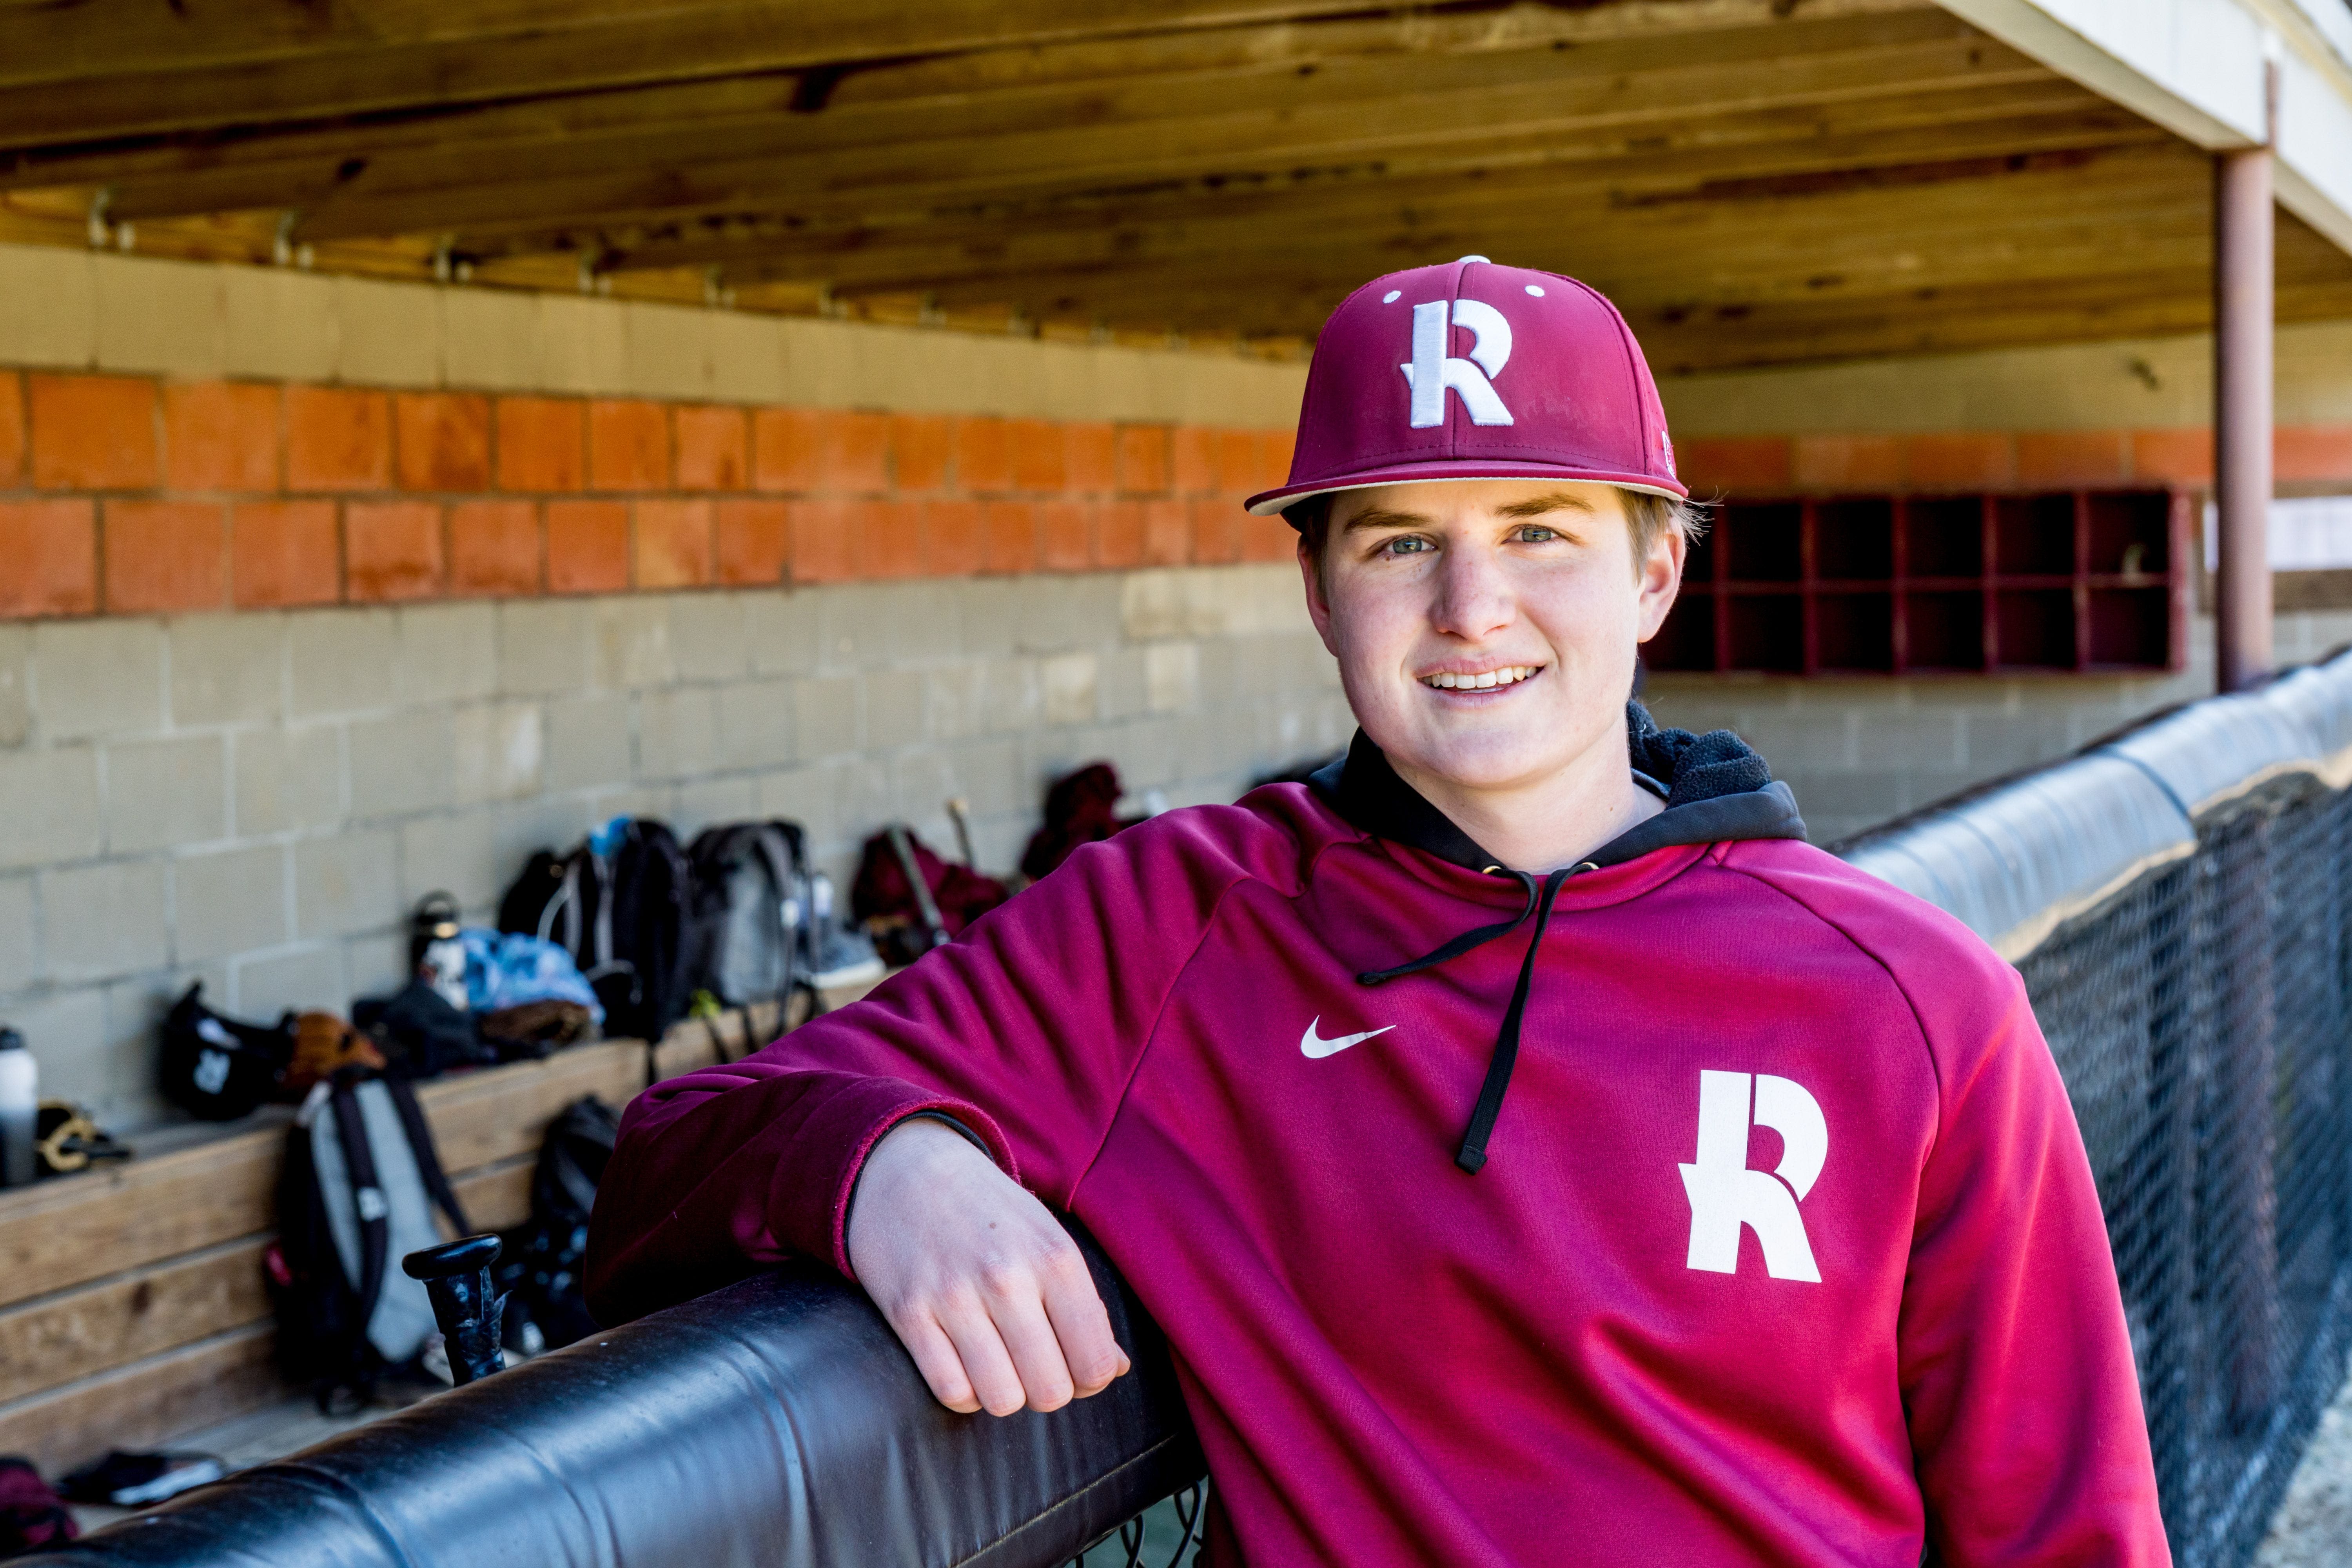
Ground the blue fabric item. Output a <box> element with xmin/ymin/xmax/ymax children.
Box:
<box><xmin>587</xmin><ymin>815</ymin><xmax>631</xmax><ymax>858</ymax></box>
<box><xmin>458</xmin><ymin>929</ymin><xmax>604</xmax><ymax>1023</ymax></box>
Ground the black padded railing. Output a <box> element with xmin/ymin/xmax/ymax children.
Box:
<box><xmin>20</xmin><ymin>1228</ymin><xmax>1203</xmax><ymax>1568</ymax></box>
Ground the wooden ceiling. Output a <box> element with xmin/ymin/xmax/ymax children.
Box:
<box><xmin>4</xmin><ymin>0</ymin><xmax>2350</xmax><ymax>372</ymax></box>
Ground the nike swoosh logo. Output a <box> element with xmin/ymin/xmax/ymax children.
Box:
<box><xmin>1300</xmin><ymin>1018</ymin><xmax>1397</xmax><ymax>1060</ymax></box>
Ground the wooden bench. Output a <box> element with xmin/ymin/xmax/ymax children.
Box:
<box><xmin>0</xmin><ymin>998</ymin><xmax>819</xmax><ymax>1474</ymax></box>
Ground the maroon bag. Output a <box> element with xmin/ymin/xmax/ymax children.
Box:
<box><xmin>851</xmin><ymin>828</ymin><xmax>1009</xmax><ymax>944</ymax></box>
<box><xmin>0</xmin><ymin>1456</ymin><xmax>76</xmax><ymax>1554</ymax></box>
<box><xmin>1019</xmin><ymin>761</ymin><xmax>1136</xmax><ymax>881</ymax></box>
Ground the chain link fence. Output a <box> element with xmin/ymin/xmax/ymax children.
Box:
<box><xmin>1844</xmin><ymin>650</ymin><xmax>2352</xmax><ymax>1568</ymax></box>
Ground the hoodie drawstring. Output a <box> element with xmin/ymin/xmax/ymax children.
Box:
<box><xmin>1357</xmin><ymin>861</ymin><xmax>1594</xmax><ymax>1173</ymax></box>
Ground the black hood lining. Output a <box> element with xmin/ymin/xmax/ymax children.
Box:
<box><xmin>1307</xmin><ymin>700</ymin><xmax>1804</xmax><ymax>875</ymax></box>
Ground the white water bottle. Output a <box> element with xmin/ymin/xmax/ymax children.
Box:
<box><xmin>0</xmin><ymin>1028</ymin><xmax>36</xmax><ymax>1189</ymax></box>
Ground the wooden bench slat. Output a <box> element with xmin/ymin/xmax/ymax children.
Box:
<box><xmin>0</xmin><ymin>1239</ymin><xmax>271</xmax><ymax>1408</ymax></box>
<box><xmin>0</xmin><ymin>1323</ymin><xmax>280</xmax><ymax>1476</ymax></box>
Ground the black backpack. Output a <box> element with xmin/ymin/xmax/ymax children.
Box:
<box><xmin>682</xmin><ymin>821</ymin><xmax>808</xmax><ymax>1010</ymax></box>
<box><xmin>267</xmin><ymin>1070</ymin><xmax>469</xmax><ymax>1410</ymax></box>
<box><xmin>499</xmin><ymin>820</ymin><xmax>691</xmax><ymax>1042</ymax></box>
<box><xmin>499</xmin><ymin>1095</ymin><xmax>620</xmax><ymax>1350</ymax></box>
<box><xmin>159</xmin><ymin>983</ymin><xmax>290</xmax><ymax>1120</ymax></box>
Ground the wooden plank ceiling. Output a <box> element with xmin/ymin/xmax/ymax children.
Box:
<box><xmin>3</xmin><ymin>0</ymin><xmax>2349</xmax><ymax>372</ymax></box>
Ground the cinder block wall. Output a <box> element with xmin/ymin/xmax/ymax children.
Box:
<box><xmin>0</xmin><ymin>568</ymin><xmax>1343</xmax><ymax>1129</ymax></box>
<box><xmin>2</xmin><ymin>241</ymin><xmax>2350</xmax><ymax>1128</ymax></box>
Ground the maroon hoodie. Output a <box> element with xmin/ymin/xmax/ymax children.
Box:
<box><xmin>587</xmin><ymin>710</ymin><xmax>2167</xmax><ymax>1566</ymax></box>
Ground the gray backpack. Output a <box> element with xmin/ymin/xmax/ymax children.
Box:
<box><xmin>682</xmin><ymin>822</ymin><xmax>808</xmax><ymax>1009</ymax></box>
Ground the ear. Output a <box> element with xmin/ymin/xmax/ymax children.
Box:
<box><xmin>1299</xmin><ymin>533</ymin><xmax>1340</xmax><ymax>655</ymax></box>
<box><xmin>1633</xmin><ymin>523</ymin><xmax>1686</xmax><ymax>645</ymax></box>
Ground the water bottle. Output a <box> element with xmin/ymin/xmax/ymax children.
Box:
<box><xmin>0</xmin><ymin>1028</ymin><xmax>36</xmax><ymax>1188</ymax></box>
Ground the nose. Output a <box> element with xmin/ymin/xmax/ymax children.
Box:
<box><xmin>1430</xmin><ymin>536</ymin><xmax>1515</xmax><ymax>643</ymax></box>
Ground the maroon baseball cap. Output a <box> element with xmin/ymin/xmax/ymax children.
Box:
<box><xmin>1247</xmin><ymin>256</ymin><xmax>1685</xmax><ymax>520</ymax></box>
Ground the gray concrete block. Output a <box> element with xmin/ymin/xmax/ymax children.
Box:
<box><xmin>0</xmin><ymin>875</ymin><xmax>33</xmax><ymax>994</ymax></box>
<box><xmin>820</xmin><ymin>582</ymin><xmax>960</xmax><ymax>670</ymax></box>
<box><xmin>1040</xmin><ymin>652</ymin><xmax>1098</xmax><ymax>727</ymax></box>
<box><xmin>1016</xmin><ymin>575</ymin><xmax>1123</xmax><ymax>655</ymax></box>
<box><xmin>865</xmin><ymin>670</ymin><xmax>927</xmax><ymax>751</ymax></box>
<box><xmin>345</xmin><ymin>931</ymin><xmax>409</xmax><ymax>1005</ymax></box>
<box><xmin>499</xmin><ymin>599</ymin><xmax>593</xmax><ymax>698</ymax></box>
<box><xmin>94</xmin><ymin>252</ymin><xmax>223</xmax><ymax>377</ymax></box>
<box><xmin>334</xmin><ymin>274</ymin><xmax>441</xmax><ymax>387</ymax></box>
<box><xmin>348</xmin><ymin>709</ymin><xmax>456</xmax><ymax>819</ymax></box>
<box><xmin>296</xmin><ymin>829</ymin><xmax>399</xmax><ymax>940</ymax></box>
<box><xmin>536</xmin><ymin>294</ymin><xmax>629</xmax><ymax>395</ymax></box>
<box><xmin>289</xmin><ymin>608</ymin><xmax>399</xmax><ymax>719</ymax></box>
<box><xmin>170</xmin><ymin>613</ymin><xmax>286</xmax><ymax>727</ymax></box>
<box><xmin>755</xmin><ymin>764</ymin><xmax>841</xmax><ymax>849</ymax></box>
<box><xmin>941</xmin><ymin>737</ymin><xmax>1025</xmax><ymax>817</ymax></box>
<box><xmin>1119</xmin><ymin>570</ymin><xmax>1191</xmax><ymax>642</ymax></box>
<box><xmin>1777</xmin><ymin>769</ymin><xmax>1908</xmax><ymax>830</ymax></box>
<box><xmin>0</xmin><ymin>244</ymin><xmax>96</xmax><ymax>368</ymax></box>
<box><xmin>0</xmin><ymin>746</ymin><xmax>103</xmax><ymax>869</ymax></box>
<box><xmin>232</xmin><ymin>725</ymin><xmax>344</xmax><ymax>836</ymax></box>
<box><xmin>636</xmin><ymin>687</ymin><xmax>719</xmax><ymax>781</ymax></box>
<box><xmin>891</xmin><ymin>751</ymin><xmax>959</xmax><ymax>829</ymax></box>
<box><xmin>1726</xmin><ymin>711</ymin><xmax>1861</xmax><ymax>775</ymax></box>
<box><xmin>674</xmin><ymin>775</ymin><xmax>759</xmax><ymax>834</ymax></box>
<box><xmin>41</xmin><ymin>859</ymin><xmax>170</xmax><ymax>984</ymax></box>
<box><xmin>924</xmin><ymin>661</ymin><xmax>987</xmax><ymax>743</ymax></box>
<box><xmin>670</xmin><ymin>592</ymin><xmax>751</xmax><ymax>683</ymax></box>
<box><xmin>592</xmin><ymin>598</ymin><xmax>675</xmax><ymax>692</ymax></box>
<box><xmin>717</xmin><ymin>679</ymin><xmax>794</xmax><ymax>770</ymax></box>
<box><xmin>1960</xmin><ymin>709</ymin><xmax>2077</xmax><ymax>773</ymax></box>
<box><xmin>100</xmin><ymin>973</ymin><xmax>199</xmax><ymax>1129</ymax></box>
<box><xmin>33</xmin><ymin>620</ymin><xmax>166</xmax><ymax>740</ymax></box>
<box><xmin>397</xmin><ymin>603</ymin><xmax>499</xmax><ymax>706</ymax></box>
<box><xmin>746</xmin><ymin>590</ymin><xmax>822</xmax><ymax>677</ymax></box>
<box><xmin>1097</xmin><ymin>648</ymin><xmax>1149</xmax><ymax>721</ymax></box>
<box><xmin>982</xmin><ymin>658</ymin><xmax>1042</xmax><ymax>735</ymax></box>
<box><xmin>107</xmin><ymin>735</ymin><xmax>229</xmax><ymax>854</ymax></box>
<box><xmin>175</xmin><ymin>844</ymin><xmax>290</xmax><ymax>964</ymax></box>
<box><xmin>0</xmin><ymin>990</ymin><xmax>109</xmax><ymax>1116</ymax></box>
<box><xmin>395</xmin><ymin>808</ymin><xmax>501</xmax><ymax>907</ymax></box>
<box><xmin>1846</xmin><ymin>712</ymin><xmax>1962</xmax><ymax>771</ymax></box>
<box><xmin>441</xmin><ymin>286</ymin><xmax>539</xmax><ymax>392</ymax></box>
<box><xmin>958</xmin><ymin>580</ymin><xmax>1025</xmax><ymax>658</ymax></box>
<box><xmin>793</xmin><ymin>675</ymin><xmax>861</xmax><ymax>760</ymax></box>
<box><xmin>0</xmin><ymin>625</ymin><xmax>30</xmax><ymax>747</ymax></box>
<box><xmin>452</xmin><ymin>701</ymin><xmax>546</xmax><ymax>804</ymax></box>
<box><xmin>1145</xmin><ymin>643</ymin><xmax>1199</xmax><ymax>715</ymax></box>
<box><xmin>222</xmin><ymin>264</ymin><xmax>339</xmax><ymax>381</ymax></box>
<box><xmin>234</xmin><ymin>944</ymin><xmax>347</xmax><ymax>1023</ymax></box>
<box><xmin>543</xmin><ymin>695</ymin><xmax>632</xmax><ymax>793</ymax></box>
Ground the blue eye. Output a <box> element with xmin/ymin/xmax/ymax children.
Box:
<box><xmin>1515</xmin><ymin>525</ymin><xmax>1559</xmax><ymax>543</ymax></box>
<box><xmin>1382</xmin><ymin>537</ymin><xmax>1430</xmax><ymax>557</ymax></box>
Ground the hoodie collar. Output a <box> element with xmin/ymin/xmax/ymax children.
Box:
<box><xmin>1306</xmin><ymin>699</ymin><xmax>1805</xmax><ymax>875</ymax></box>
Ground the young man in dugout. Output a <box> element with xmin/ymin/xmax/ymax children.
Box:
<box><xmin>588</xmin><ymin>259</ymin><xmax>2168</xmax><ymax>1565</ymax></box>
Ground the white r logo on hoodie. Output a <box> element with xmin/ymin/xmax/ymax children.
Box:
<box><xmin>1678</xmin><ymin>1069</ymin><xmax>1826</xmax><ymax>1283</ymax></box>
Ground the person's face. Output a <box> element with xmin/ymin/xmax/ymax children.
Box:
<box><xmin>1301</xmin><ymin>479</ymin><xmax>1683</xmax><ymax>797</ymax></box>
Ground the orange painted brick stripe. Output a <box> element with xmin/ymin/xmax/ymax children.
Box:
<box><xmin>1679</xmin><ymin>425</ymin><xmax>2352</xmax><ymax>496</ymax></box>
<box><xmin>0</xmin><ymin>369</ymin><xmax>1300</xmax><ymax>619</ymax></box>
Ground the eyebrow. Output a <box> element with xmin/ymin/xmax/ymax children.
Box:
<box><xmin>1338</xmin><ymin>491</ymin><xmax>1598</xmax><ymax>533</ymax></box>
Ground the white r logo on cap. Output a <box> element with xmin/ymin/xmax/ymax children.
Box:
<box><xmin>1401</xmin><ymin>300</ymin><xmax>1514</xmax><ymax>429</ymax></box>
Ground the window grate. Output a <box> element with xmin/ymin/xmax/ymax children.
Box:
<box><xmin>1651</xmin><ymin>489</ymin><xmax>2188</xmax><ymax>675</ymax></box>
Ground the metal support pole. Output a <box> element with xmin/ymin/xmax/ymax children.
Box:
<box><xmin>2213</xmin><ymin>73</ymin><xmax>2276</xmax><ymax>694</ymax></box>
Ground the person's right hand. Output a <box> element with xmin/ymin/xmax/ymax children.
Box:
<box><xmin>845</xmin><ymin>1116</ymin><xmax>1131</xmax><ymax>1416</ymax></box>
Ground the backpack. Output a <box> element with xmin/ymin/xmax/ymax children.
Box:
<box><xmin>851</xmin><ymin>826</ymin><xmax>1010</xmax><ymax>948</ymax></box>
<box><xmin>266</xmin><ymin>1071</ymin><xmax>469</xmax><ymax>1410</ymax></box>
<box><xmin>499</xmin><ymin>819</ymin><xmax>691</xmax><ymax>1042</ymax></box>
<box><xmin>499</xmin><ymin>1096</ymin><xmax>620</xmax><ymax>1350</ymax></box>
<box><xmin>0</xmin><ymin>1457</ymin><xmax>74</xmax><ymax>1553</ymax></box>
<box><xmin>159</xmin><ymin>983</ymin><xmax>290</xmax><ymax>1121</ymax></box>
<box><xmin>682</xmin><ymin>822</ymin><xmax>808</xmax><ymax>1009</ymax></box>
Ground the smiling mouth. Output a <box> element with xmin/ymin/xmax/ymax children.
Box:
<box><xmin>1419</xmin><ymin>664</ymin><xmax>1543</xmax><ymax>692</ymax></box>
